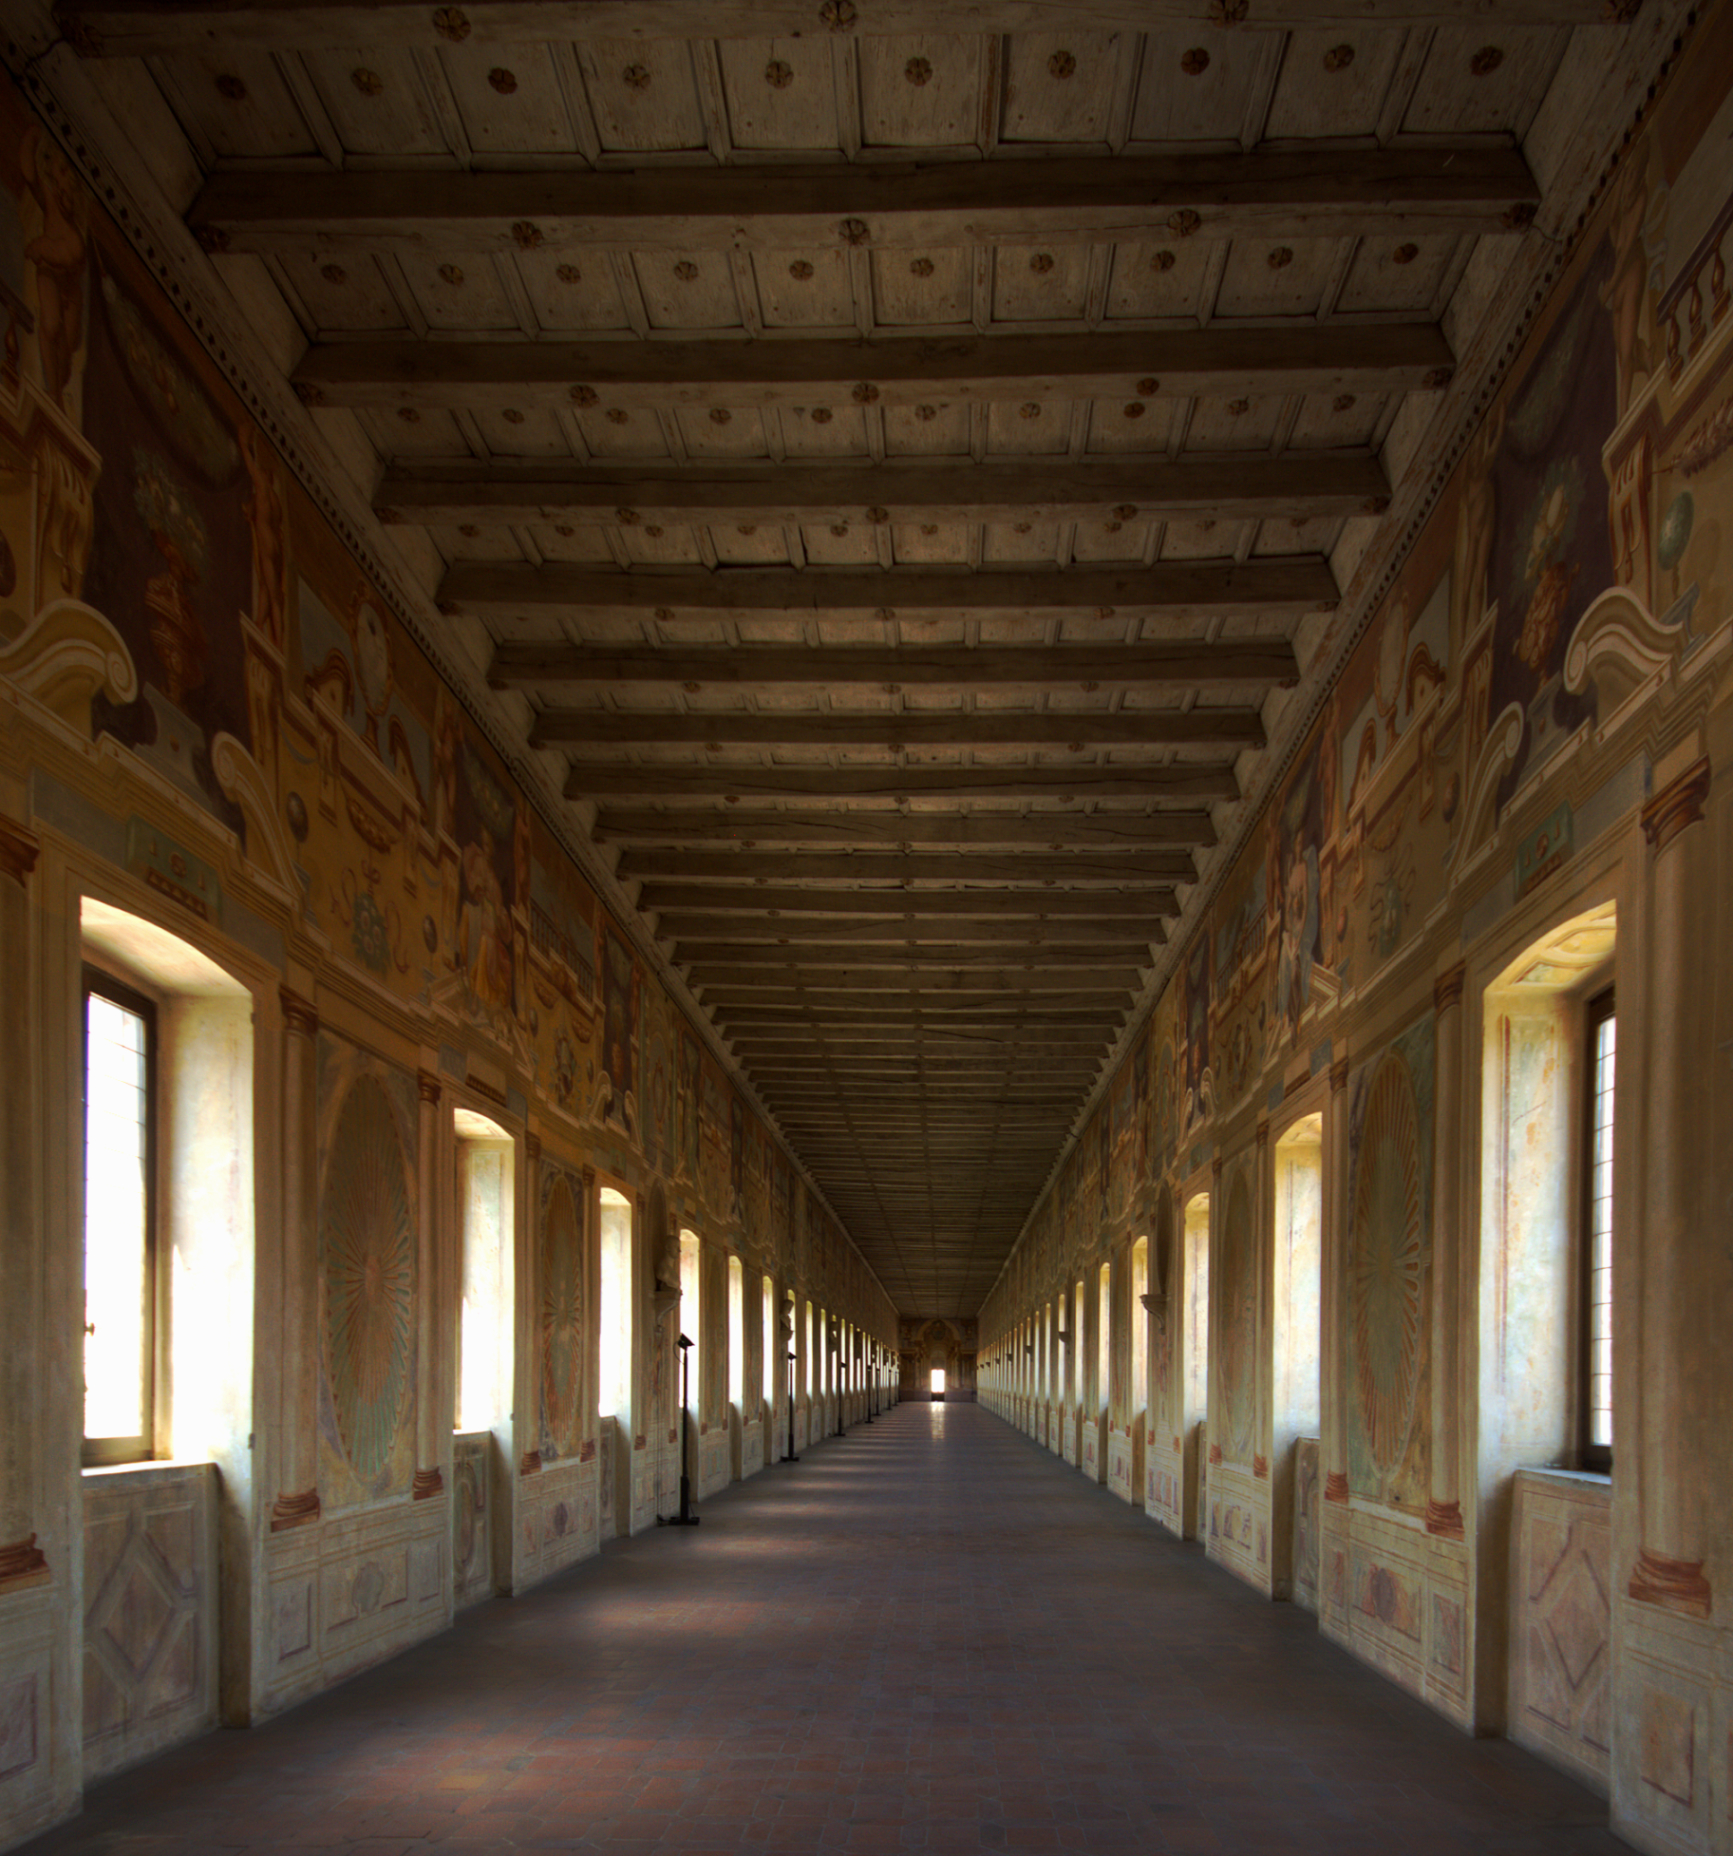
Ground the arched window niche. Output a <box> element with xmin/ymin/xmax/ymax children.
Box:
<box><xmin>1479</xmin><ymin>901</ymin><xmax>1619</xmax><ymax>1482</ymax></box>
<box><xmin>78</xmin><ymin>897</ymin><xmax>256</xmax><ymax>1473</ymax></box>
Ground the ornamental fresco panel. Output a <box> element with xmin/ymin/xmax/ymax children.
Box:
<box><xmin>315</xmin><ymin>1035</ymin><xmax>420</xmax><ymax>1511</ymax></box>
<box><xmin>1346</xmin><ymin>1016</ymin><xmax>1436</xmax><ymax>1511</ymax></box>
<box><xmin>538</xmin><ymin>1163</ymin><xmax>585</xmax><ymax>1463</ymax></box>
<box><xmin>1215</xmin><ymin>1158</ymin><xmax>1257</xmax><ymax>1470</ymax></box>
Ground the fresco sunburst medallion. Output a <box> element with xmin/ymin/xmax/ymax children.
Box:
<box><xmin>321</xmin><ymin>1074</ymin><xmax>414</xmax><ymax>1480</ymax></box>
<box><xmin>541</xmin><ymin>1174</ymin><xmax>583</xmax><ymax>1456</ymax></box>
<box><xmin>1351</xmin><ymin>1055</ymin><xmax>1425</xmax><ymax>1474</ymax></box>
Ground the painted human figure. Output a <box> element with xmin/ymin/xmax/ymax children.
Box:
<box><xmin>1601</xmin><ymin>152</ymin><xmax>1653</xmax><ymax>413</ymax></box>
<box><xmin>1449</xmin><ymin>401</ymin><xmax>1505</xmax><ymax>667</ymax></box>
<box><xmin>21</xmin><ymin>124</ymin><xmax>86</xmax><ymax>410</ymax></box>
<box><xmin>239</xmin><ymin>426</ymin><xmax>288</xmax><ymax>648</ymax></box>
<box><xmin>458</xmin><ymin>838</ymin><xmax>512</xmax><ymax>1011</ymax></box>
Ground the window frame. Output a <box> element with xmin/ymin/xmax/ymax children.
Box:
<box><xmin>81</xmin><ymin>962</ymin><xmax>159</xmax><ymax>1468</ymax></box>
<box><xmin>1580</xmin><ymin>984</ymin><xmax>1616</xmax><ymax>1474</ymax></box>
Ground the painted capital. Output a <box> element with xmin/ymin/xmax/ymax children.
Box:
<box><xmin>1433</xmin><ymin>962</ymin><xmax>1467</xmax><ymax>1015</ymax></box>
<box><xmin>1629</xmin><ymin>1546</ymin><xmax>1712</xmax><ymax>1617</ymax></box>
<box><xmin>1641</xmin><ymin>757</ymin><xmax>1712</xmax><ymax>855</ymax></box>
<box><xmin>0</xmin><ymin>817</ymin><xmax>39</xmax><ymax>886</ymax></box>
<box><xmin>1330</xmin><ymin>1055</ymin><xmax>1350</xmax><ymax>1095</ymax></box>
<box><xmin>1324</xmin><ymin>1471</ymin><xmax>1350</xmax><ymax>1504</ymax></box>
<box><xmin>416</xmin><ymin>1068</ymin><xmax>442</xmax><ymax>1105</ymax></box>
<box><xmin>270</xmin><ymin>1488</ymin><xmax>321</xmax><ymax>1532</ymax></box>
<box><xmin>1255</xmin><ymin>1120</ymin><xmax>1269</xmax><ymax>1150</ymax></box>
<box><xmin>0</xmin><ymin>1534</ymin><xmax>49</xmax><ymax>1591</ymax></box>
<box><xmin>280</xmin><ymin>987</ymin><xmax>318</xmax><ymax>1042</ymax></box>
<box><xmin>1425</xmin><ymin>1498</ymin><xmax>1465</xmax><ymax>1539</ymax></box>
<box><xmin>525</xmin><ymin>1130</ymin><xmax>541</xmax><ymax>1161</ymax></box>
<box><xmin>412</xmin><ymin>1467</ymin><xmax>444</xmax><ymax>1501</ymax></box>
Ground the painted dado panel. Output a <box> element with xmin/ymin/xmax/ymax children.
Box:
<box><xmin>451</xmin><ymin>1434</ymin><xmax>493</xmax><ymax>1613</ymax></box>
<box><xmin>1208</xmin><ymin>1461</ymin><xmax>1268</xmax><ymax>1594</ymax></box>
<box><xmin>1510</xmin><ymin>1472</ymin><xmax>1612</xmax><ymax>1791</ymax></box>
<box><xmin>80</xmin><ymin>1465</ymin><xmax>217</xmax><ymax>1783</ymax></box>
<box><xmin>517</xmin><ymin>1459</ymin><xmax>596</xmax><ymax>1588</ymax></box>
<box><xmin>263</xmin><ymin>1500</ymin><xmax>448</xmax><ymax>1714</ymax></box>
<box><xmin>1293</xmin><ymin>1440</ymin><xmax>1322</xmax><ymax>1616</ymax></box>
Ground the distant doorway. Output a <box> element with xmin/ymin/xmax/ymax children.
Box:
<box><xmin>930</xmin><ymin>1368</ymin><xmax>946</xmax><ymax>1401</ymax></box>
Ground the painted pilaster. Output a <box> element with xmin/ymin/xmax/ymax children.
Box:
<box><xmin>1324</xmin><ymin>1055</ymin><xmax>1351</xmax><ymax>1507</ymax></box>
<box><xmin>518</xmin><ymin>1134</ymin><xmax>543</xmax><ymax>1480</ymax></box>
<box><xmin>0</xmin><ymin>816</ymin><xmax>46</xmax><ymax>1592</ymax></box>
<box><xmin>270</xmin><ymin>987</ymin><xmax>320</xmax><ymax>1532</ymax></box>
<box><xmin>1426</xmin><ymin>964</ymin><xmax>1467</xmax><ymax>1540</ymax></box>
<box><xmin>412</xmin><ymin>1069</ymin><xmax>443</xmax><ymax>1501</ymax></box>
<box><xmin>1253</xmin><ymin>1120</ymin><xmax>1270</xmax><ymax>1485</ymax></box>
<box><xmin>1207</xmin><ymin>1153</ymin><xmax>1223</xmax><ymax>1476</ymax></box>
<box><xmin>1627</xmin><ymin>757</ymin><xmax>1714</xmax><ymax>1617</ymax></box>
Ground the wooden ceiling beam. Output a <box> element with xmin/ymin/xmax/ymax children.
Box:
<box><xmin>710</xmin><ymin>990</ymin><xmax>1133</xmax><ymax>1015</ymax></box>
<box><xmin>647</xmin><ymin>884</ymin><xmax>1177</xmax><ymax>917</ymax></box>
<box><xmin>678</xmin><ymin>943</ymin><xmax>1154</xmax><ymax>971</ymax></box>
<box><xmin>379</xmin><ymin>454</ymin><xmax>1386</xmax><ymax>528</ymax></box>
<box><xmin>716</xmin><ymin>1001</ymin><xmax>1127</xmax><ymax>1022</ymax></box>
<box><xmin>731</xmin><ymin>1046</ymin><xmax>1113</xmax><ymax>1061</ymax></box>
<box><xmin>62</xmin><ymin>1</ymin><xmax>1618</xmax><ymax>59</ymax></box>
<box><xmin>688</xmin><ymin>963</ymin><xmax>1147</xmax><ymax>989</ymax></box>
<box><xmin>301</xmin><ymin>324</ymin><xmax>1449</xmax><ymax>414</ymax></box>
<box><xmin>612</xmin><ymin>831</ymin><xmax>1224</xmax><ymax>864</ymax></box>
<box><xmin>537</xmin><ymin>708</ymin><xmax>1264</xmax><ymax>752</ymax></box>
<box><xmin>747</xmin><ymin>1059</ymin><xmax>1103</xmax><ymax>1078</ymax></box>
<box><xmin>494</xmin><ymin>637</ymin><xmax>1300</xmax><ymax>692</ymax></box>
<box><xmin>192</xmin><ymin>147</ymin><xmax>1538</xmax><ymax>257</ymax></box>
<box><xmin>665</xmin><ymin>913</ymin><xmax>1159</xmax><ymax>944</ymax></box>
<box><xmin>757</xmin><ymin>1072</ymin><xmax>1099</xmax><ymax>1093</ymax></box>
<box><xmin>456</xmin><ymin>558</ymin><xmax>1334</xmax><ymax>626</ymax></box>
<box><xmin>569</xmin><ymin>764</ymin><xmax>1236</xmax><ymax>803</ymax></box>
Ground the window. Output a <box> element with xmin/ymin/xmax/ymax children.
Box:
<box><xmin>82</xmin><ymin>969</ymin><xmax>155</xmax><ymax>1463</ymax></box>
<box><xmin>762</xmin><ymin>1275</ymin><xmax>776</xmax><ymax>1406</ymax></box>
<box><xmin>1272</xmin><ymin>1114</ymin><xmax>1323</xmax><ymax>1443</ymax></box>
<box><xmin>1182</xmin><ymin>1194</ymin><xmax>1210</xmax><ymax>1435</ymax></box>
<box><xmin>456</xmin><ymin>1109</ymin><xmax>513</xmax><ymax>1435</ymax></box>
<box><xmin>1131</xmin><ymin>1238</ymin><xmax>1149</xmax><ymax>1425</ymax></box>
<box><xmin>1481</xmin><ymin>903</ymin><xmax>1617</xmax><ymax>1476</ymax></box>
<box><xmin>598</xmin><ymin>1188</ymin><xmax>633</xmax><ymax>1420</ymax></box>
<box><xmin>679</xmin><ymin>1232</ymin><xmax>701</xmax><ymax>1412</ymax></box>
<box><xmin>1098</xmin><ymin>1263</ymin><xmax>1111</xmax><ymax>1419</ymax></box>
<box><xmin>1583</xmin><ymin>989</ymin><xmax>1615</xmax><ymax>1471</ymax></box>
<box><xmin>728</xmin><ymin>1254</ymin><xmax>744</xmax><ymax>1410</ymax></box>
<box><xmin>1073</xmin><ymin>1281</ymin><xmax>1085</xmax><ymax>1406</ymax></box>
<box><xmin>79</xmin><ymin>899</ymin><xmax>255</xmax><ymax>1473</ymax></box>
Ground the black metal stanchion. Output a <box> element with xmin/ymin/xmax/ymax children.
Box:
<box><xmin>784</xmin><ymin>1349</ymin><xmax>799</xmax><ymax>1462</ymax></box>
<box><xmin>668</xmin><ymin>1334</ymin><xmax>700</xmax><ymax>1525</ymax></box>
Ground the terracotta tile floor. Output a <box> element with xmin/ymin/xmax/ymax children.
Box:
<box><xmin>31</xmin><ymin>1404</ymin><xmax>1623</xmax><ymax>1855</ymax></box>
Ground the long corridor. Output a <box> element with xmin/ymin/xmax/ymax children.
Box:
<box><xmin>32</xmin><ymin>1408</ymin><xmax>1619</xmax><ymax>1856</ymax></box>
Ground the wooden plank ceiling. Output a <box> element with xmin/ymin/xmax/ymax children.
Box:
<box><xmin>55</xmin><ymin>0</ymin><xmax>1605</xmax><ymax>1314</ymax></box>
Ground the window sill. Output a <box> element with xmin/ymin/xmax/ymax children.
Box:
<box><xmin>82</xmin><ymin>1458</ymin><xmax>215</xmax><ymax>1481</ymax></box>
<box><xmin>1522</xmin><ymin>1465</ymin><xmax>1612</xmax><ymax>1487</ymax></box>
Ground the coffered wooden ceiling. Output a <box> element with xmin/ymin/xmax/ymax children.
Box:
<box><xmin>39</xmin><ymin>0</ymin><xmax>1636</xmax><ymax>1314</ymax></box>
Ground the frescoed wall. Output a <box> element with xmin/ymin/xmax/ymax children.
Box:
<box><xmin>0</xmin><ymin>56</ymin><xmax>898</xmax><ymax>1853</ymax></box>
<box><xmin>978</xmin><ymin>11</ymin><xmax>1733</xmax><ymax>1851</ymax></box>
